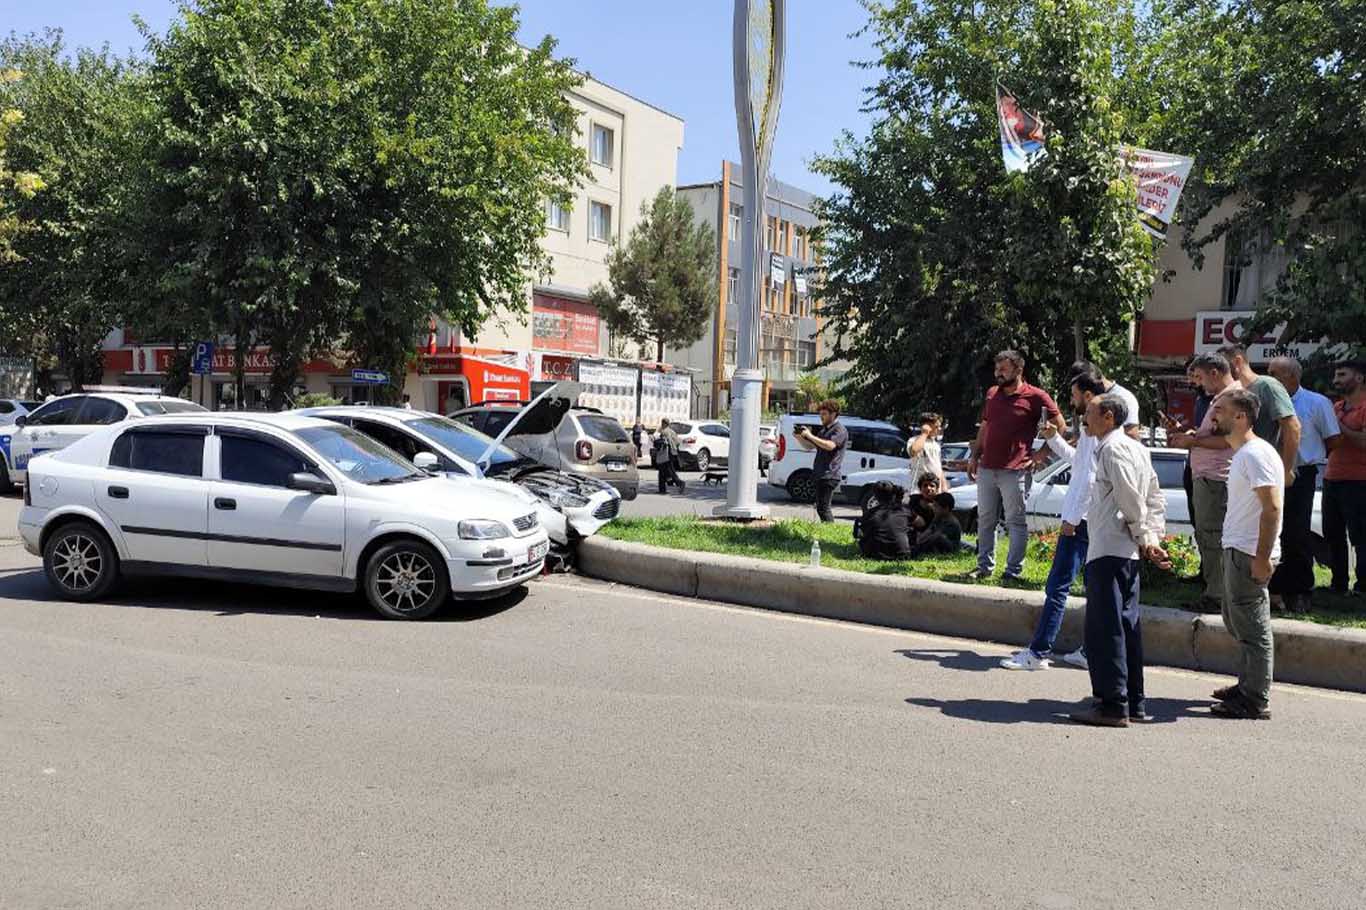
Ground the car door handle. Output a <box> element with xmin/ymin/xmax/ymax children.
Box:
<box><xmin>108</xmin><ymin>486</ymin><xmax>129</xmax><ymax>499</ymax></box>
<box><xmin>214</xmin><ymin>497</ymin><xmax>237</xmax><ymax>511</ymax></box>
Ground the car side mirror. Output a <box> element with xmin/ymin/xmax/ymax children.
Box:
<box><xmin>413</xmin><ymin>452</ymin><xmax>439</xmax><ymax>471</ymax></box>
<box><xmin>14</xmin><ymin>416</ymin><xmax>26</xmax><ymax>427</ymax></box>
<box><xmin>288</xmin><ymin>472</ymin><xmax>336</xmax><ymax>495</ymax></box>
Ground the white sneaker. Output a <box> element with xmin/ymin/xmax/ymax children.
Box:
<box><xmin>1000</xmin><ymin>649</ymin><xmax>1051</xmax><ymax>671</ymax></box>
<box><xmin>1061</xmin><ymin>648</ymin><xmax>1089</xmax><ymax>670</ymax></box>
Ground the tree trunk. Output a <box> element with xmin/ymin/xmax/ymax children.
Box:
<box><xmin>1073</xmin><ymin>313</ymin><xmax>1087</xmax><ymax>365</ymax></box>
<box><xmin>655</xmin><ymin>337</ymin><xmax>665</xmax><ymax>364</ymax></box>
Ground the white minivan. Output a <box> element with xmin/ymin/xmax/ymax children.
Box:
<box><xmin>766</xmin><ymin>414</ymin><xmax>910</xmax><ymax>502</ymax></box>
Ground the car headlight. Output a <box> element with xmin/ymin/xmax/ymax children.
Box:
<box><xmin>541</xmin><ymin>488</ymin><xmax>590</xmax><ymax>509</ymax></box>
<box><xmin>458</xmin><ymin>519</ymin><xmax>510</xmax><ymax>540</ymax></box>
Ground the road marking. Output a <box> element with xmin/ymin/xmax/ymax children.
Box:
<box><xmin>538</xmin><ymin>576</ymin><xmax>1366</xmax><ymax>705</ymax></box>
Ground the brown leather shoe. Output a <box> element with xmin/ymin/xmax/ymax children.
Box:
<box><xmin>1212</xmin><ymin>685</ymin><xmax>1240</xmax><ymax>702</ymax></box>
<box><xmin>1069</xmin><ymin>706</ymin><xmax>1129</xmax><ymax>728</ymax></box>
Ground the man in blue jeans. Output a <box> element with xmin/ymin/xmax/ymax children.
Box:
<box><xmin>967</xmin><ymin>350</ymin><xmax>1066</xmax><ymax>581</ymax></box>
<box><xmin>1001</xmin><ymin>371</ymin><xmax>1108</xmax><ymax>671</ymax></box>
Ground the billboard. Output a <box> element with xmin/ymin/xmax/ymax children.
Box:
<box><xmin>640</xmin><ymin>370</ymin><xmax>691</xmax><ymax>427</ymax></box>
<box><xmin>1194</xmin><ymin>311</ymin><xmax>1331</xmax><ymax>364</ymax></box>
<box><xmin>576</xmin><ymin>361</ymin><xmax>640</xmax><ymax>427</ymax></box>
<box><xmin>532</xmin><ymin>294</ymin><xmax>600</xmax><ymax>356</ymax></box>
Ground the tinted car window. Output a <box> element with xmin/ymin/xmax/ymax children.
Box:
<box><xmin>871</xmin><ymin>429</ymin><xmax>908</xmax><ymax>458</ymax></box>
<box><xmin>78</xmin><ymin>397</ymin><xmax>129</xmax><ymax>426</ymax></box>
<box><xmin>1154</xmin><ymin>454</ymin><xmax>1187</xmax><ymax>490</ymax></box>
<box><xmin>221</xmin><ymin>436</ymin><xmax>315</xmax><ymax>487</ymax></box>
<box><xmin>21</xmin><ymin>401</ymin><xmax>42</xmax><ymax>411</ymax></box>
<box><xmin>482</xmin><ymin>411</ymin><xmax>517</xmax><ymax>436</ymax></box>
<box><xmin>670</xmin><ymin>422</ymin><xmax>694</xmax><ymax>436</ymax></box>
<box><xmin>0</xmin><ymin>402</ymin><xmax>12</xmax><ymax>414</ymax></box>
<box><xmin>25</xmin><ymin>397</ymin><xmax>83</xmax><ymax>427</ymax></box>
<box><xmin>110</xmin><ymin>431</ymin><xmax>205</xmax><ymax>477</ymax></box>
<box><xmin>700</xmin><ymin>424</ymin><xmax>730</xmax><ymax>438</ymax></box>
<box><xmin>847</xmin><ymin>427</ymin><xmax>877</xmax><ymax>454</ymax></box>
<box><xmin>578</xmin><ymin>415</ymin><xmax>629</xmax><ymax>443</ymax></box>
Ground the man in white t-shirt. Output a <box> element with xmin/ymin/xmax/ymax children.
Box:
<box><xmin>905</xmin><ymin>412</ymin><xmax>946</xmax><ymax>489</ymax></box>
<box><xmin>1211</xmin><ymin>388</ymin><xmax>1283</xmax><ymax>719</ymax></box>
<box><xmin>1069</xmin><ymin>361</ymin><xmax>1141</xmax><ymax>438</ymax></box>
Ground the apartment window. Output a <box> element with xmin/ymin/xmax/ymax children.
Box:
<box><xmin>546</xmin><ymin>199</ymin><xmax>570</xmax><ymax>233</ymax></box>
<box><xmin>1221</xmin><ymin>226</ymin><xmax>1288</xmax><ymax>310</ymax></box>
<box><xmin>723</xmin><ymin>328</ymin><xmax>737</xmax><ymax>366</ymax></box>
<box><xmin>798</xmin><ymin>340</ymin><xmax>816</xmax><ymax>369</ymax></box>
<box><xmin>591</xmin><ymin>124</ymin><xmax>614</xmax><ymax>168</ymax></box>
<box><xmin>589</xmin><ymin>202</ymin><xmax>612</xmax><ymax>242</ymax></box>
<box><xmin>728</xmin><ymin>203</ymin><xmax>742</xmax><ymax>239</ymax></box>
<box><xmin>727</xmin><ymin>267</ymin><xmax>740</xmax><ymax>304</ymax></box>
<box><xmin>765</xmin><ymin>217</ymin><xmax>776</xmax><ymax>251</ymax></box>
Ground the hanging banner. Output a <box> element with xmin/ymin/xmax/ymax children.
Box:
<box><xmin>997</xmin><ymin>83</ymin><xmax>1047</xmax><ymax>173</ymax></box>
<box><xmin>794</xmin><ymin>274</ymin><xmax>807</xmax><ymax>296</ymax></box>
<box><xmin>770</xmin><ymin>252</ymin><xmax>786</xmax><ymax>286</ymax></box>
<box><xmin>1119</xmin><ymin>146</ymin><xmax>1195</xmax><ymax>241</ymax></box>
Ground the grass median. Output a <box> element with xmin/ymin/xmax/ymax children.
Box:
<box><xmin>600</xmin><ymin>517</ymin><xmax>1366</xmax><ymax>630</ymax></box>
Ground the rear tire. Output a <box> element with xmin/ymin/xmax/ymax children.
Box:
<box><xmin>787</xmin><ymin>469</ymin><xmax>817</xmax><ymax>504</ymax></box>
<box><xmin>42</xmin><ymin>521</ymin><xmax>121</xmax><ymax>601</ymax></box>
<box><xmin>695</xmin><ymin>448</ymin><xmax>711</xmax><ymax>473</ymax></box>
<box><xmin>364</xmin><ymin>539</ymin><xmax>450</xmax><ymax>620</ymax></box>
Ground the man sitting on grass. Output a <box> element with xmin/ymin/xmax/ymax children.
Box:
<box><xmin>911</xmin><ymin>493</ymin><xmax>964</xmax><ymax>557</ymax></box>
<box><xmin>857</xmin><ymin>483</ymin><xmax>914</xmax><ymax>560</ymax></box>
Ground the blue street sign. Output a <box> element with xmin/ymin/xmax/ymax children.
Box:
<box><xmin>191</xmin><ymin>341</ymin><xmax>215</xmax><ymax>375</ymax></box>
<box><xmin>351</xmin><ymin>369</ymin><xmax>389</xmax><ymax>385</ymax></box>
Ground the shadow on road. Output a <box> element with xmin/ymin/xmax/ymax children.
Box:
<box><xmin>0</xmin><ymin>566</ymin><xmax>528</xmax><ymax>623</ymax></box>
<box><xmin>905</xmin><ymin>694</ymin><xmax>1217</xmax><ymax>726</ymax></box>
<box><xmin>896</xmin><ymin>648</ymin><xmax>1002</xmax><ymax>673</ymax></box>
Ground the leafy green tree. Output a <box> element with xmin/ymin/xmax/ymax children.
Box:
<box><xmin>1169</xmin><ymin>0</ymin><xmax>1366</xmax><ymax>356</ymax></box>
<box><xmin>0</xmin><ymin>34</ymin><xmax>148</xmax><ymax>387</ymax></box>
<box><xmin>0</xmin><ymin>66</ymin><xmax>45</xmax><ymax>267</ymax></box>
<box><xmin>589</xmin><ymin>187</ymin><xmax>717</xmax><ymax>363</ymax></box>
<box><xmin>812</xmin><ymin>0</ymin><xmax>1165</xmax><ymax>431</ymax></box>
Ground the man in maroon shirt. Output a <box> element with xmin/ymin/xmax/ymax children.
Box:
<box><xmin>968</xmin><ymin>350</ymin><xmax>1066</xmax><ymax>580</ymax></box>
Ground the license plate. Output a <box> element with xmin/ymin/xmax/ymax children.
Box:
<box><xmin>527</xmin><ymin>541</ymin><xmax>548</xmax><ymax>564</ymax></box>
<box><xmin>606</xmin><ymin>461</ymin><xmax>627</xmax><ymax>472</ymax></box>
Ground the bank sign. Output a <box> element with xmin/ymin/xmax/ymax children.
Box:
<box><xmin>1194</xmin><ymin>311</ymin><xmax>1331</xmax><ymax>364</ymax></box>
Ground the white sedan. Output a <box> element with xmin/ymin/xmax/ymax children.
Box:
<box><xmin>18</xmin><ymin>412</ymin><xmax>550</xmax><ymax>620</ymax></box>
<box><xmin>297</xmin><ymin>405</ymin><xmax>621</xmax><ymax>548</ymax></box>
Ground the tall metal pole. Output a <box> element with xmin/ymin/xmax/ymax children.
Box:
<box><xmin>717</xmin><ymin>0</ymin><xmax>784</xmax><ymax>521</ymax></box>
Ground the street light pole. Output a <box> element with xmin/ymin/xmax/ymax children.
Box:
<box><xmin>717</xmin><ymin>0</ymin><xmax>784</xmax><ymax>521</ymax></box>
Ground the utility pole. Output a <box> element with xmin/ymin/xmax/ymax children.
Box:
<box><xmin>717</xmin><ymin>0</ymin><xmax>785</xmax><ymax>521</ymax></box>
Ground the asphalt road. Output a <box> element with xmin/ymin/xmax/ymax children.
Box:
<box><xmin>3</xmin><ymin>503</ymin><xmax>1365</xmax><ymax>909</ymax></box>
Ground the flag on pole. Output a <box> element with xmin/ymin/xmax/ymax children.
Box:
<box><xmin>1118</xmin><ymin>146</ymin><xmax>1195</xmax><ymax>241</ymax></box>
<box><xmin>997</xmin><ymin>83</ymin><xmax>1047</xmax><ymax>173</ymax></box>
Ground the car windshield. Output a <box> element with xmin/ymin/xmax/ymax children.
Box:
<box><xmin>294</xmin><ymin>424</ymin><xmax>423</xmax><ymax>484</ymax></box>
<box><xmin>406</xmin><ymin>415</ymin><xmax>528</xmax><ymax>475</ymax></box>
<box><xmin>137</xmin><ymin>400</ymin><xmax>208</xmax><ymax>416</ymax></box>
<box><xmin>578</xmin><ymin>414</ymin><xmax>628</xmax><ymax>443</ymax></box>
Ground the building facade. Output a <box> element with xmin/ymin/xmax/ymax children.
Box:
<box><xmin>669</xmin><ymin>162</ymin><xmax>836</xmax><ymax>418</ymax></box>
<box><xmin>96</xmin><ymin>72</ymin><xmax>686</xmax><ymax>417</ymax></box>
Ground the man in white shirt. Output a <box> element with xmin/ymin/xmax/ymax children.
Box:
<box><xmin>1069</xmin><ymin>361</ymin><xmax>1142</xmax><ymax>438</ymax></box>
<box><xmin>1266</xmin><ymin>357</ymin><xmax>1340</xmax><ymax>613</ymax></box>
<box><xmin>905</xmin><ymin>412</ymin><xmax>946</xmax><ymax>489</ymax></box>
<box><xmin>1209</xmin><ymin>389</ymin><xmax>1283</xmax><ymax>719</ymax></box>
<box><xmin>1001</xmin><ymin>372</ymin><xmax>1108</xmax><ymax>671</ymax></box>
<box><xmin>1069</xmin><ymin>394</ymin><xmax>1170</xmax><ymax>728</ymax></box>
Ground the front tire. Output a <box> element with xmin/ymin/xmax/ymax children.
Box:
<box><xmin>694</xmin><ymin>448</ymin><xmax>711</xmax><ymax>473</ymax></box>
<box><xmin>0</xmin><ymin>460</ymin><xmax>14</xmax><ymax>495</ymax></box>
<box><xmin>364</xmin><ymin>540</ymin><xmax>450</xmax><ymax>620</ymax></box>
<box><xmin>787</xmin><ymin>469</ymin><xmax>817</xmax><ymax>504</ymax></box>
<box><xmin>43</xmin><ymin>521</ymin><xmax>121</xmax><ymax>601</ymax></box>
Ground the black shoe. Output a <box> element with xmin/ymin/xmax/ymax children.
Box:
<box><xmin>1212</xmin><ymin>684</ymin><xmax>1240</xmax><ymax>702</ymax></box>
<box><xmin>1001</xmin><ymin>572</ymin><xmax>1025</xmax><ymax>584</ymax></box>
<box><xmin>1288</xmin><ymin>593</ymin><xmax>1312</xmax><ymax>615</ymax></box>
<box><xmin>966</xmin><ymin>568</ymin><xmax>992</xmax><ymax>580</ymax></box>
<box><xmin>1129</xmin><ymin>708</ymin><xmax>1150</xmax><ymax>722</ymax></box>
<box><xmin>1069</xmin><ymin>706</ymin><xmax>1129</xmax><ymax>728</ymax></box>
<box><xmin>1211</xmin><ymin>696</ymin><xmax>1271</xmax><ymax>720</ymax></box>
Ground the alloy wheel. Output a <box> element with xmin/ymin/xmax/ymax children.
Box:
<box><xmin>52</xmin><ymin>533</ymin><xmax>104</xmax><ymax>593</ymax></box>
<box><xmin>375</xmin><ymin>551</ymin><xmax>437</xmax><ymax>614</ymax></box>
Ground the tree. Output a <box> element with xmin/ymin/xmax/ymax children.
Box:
<box><xmin>1168</xmin><ymin>0</ymin><xmax>1366</xmax><ymax>357</ymax></box>
<box><xmin>589</xmin><ymin>187</ymin><xmax>717</xmax><ymax>363</ymax></box>
<box><xmin>0</xmin><ymin>34</ymin><xmax>149</xmax><ymax>387</ymax></box>
<box><xmin>811</xmin><ymin>0</ymin><xmax>1168</xmax><ymax>431</ymax></box>
<box><xmin>0</xmin><ymin>66</ymin><xmax>45</xmax><ymax>267</ymax></box>
<box><xmin>137</xmin><ymin>0</ymin><xmax>586</xmax><ymax>407</ymax></box>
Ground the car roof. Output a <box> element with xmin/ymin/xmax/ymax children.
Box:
<box><xmin>298</xmin><ymin>405</ymin><xmax>422</xmax><ymax>421</ymax></box>
<box><xmin>134</xmin><ymin>411</ymin><xmax>334</xmax><ymax>432</ymax></box>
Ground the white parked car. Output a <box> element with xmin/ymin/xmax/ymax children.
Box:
<box><xmin>0</xmin><ymin>398</ymin><xmax>42</xmax><ymax>427</ymax></box>
<box><xmin>297</xmin><ymin>405</ymin><xmax>621</xmax><ymax>549</ymax></box>
<box><xmin>17</xmin><ymin>412</ymin><xmax>550</xmax><ymax>619</ymax></box>
<box><xmin>671</xmin><ymin>420</ymin><xmax>731</xmax><ymax>472</ymax></box>
<box><xmin>948</xmin><ymin>447</ymin><xmax>1323</xmax><ymax>542</ymax></box>
<box><xmin>0</xmin><ymin>388</ymin><xmax>206</xmax><ymax>493</ymax></box>
<box><xmin>767</xmin><ymin>414</ymin><xmax>910</xmax><ymax>502</ymax></box>
<box><xmin>758</xmin><ymin>423</ymin><xmax>778</xmax><ymax>471</ymax></box>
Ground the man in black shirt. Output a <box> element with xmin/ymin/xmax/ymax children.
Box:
<box><xmin>858</xmin><ymin>484</ymin><xmax>914</xmax><ymax>560</ymax></box>
<box><xmin>796</xmin><ymin>399</ymin><xmax>849</xmax><ymax>523</ymax></box>
<box><xmin>912</xmin><ymin>493</ymin><xmax>964</xmax><ymax>556</ymax></box>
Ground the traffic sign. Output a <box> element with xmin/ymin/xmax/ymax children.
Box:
<box><xmin>351</xmin><ymin>369</ymin><xmax>389</xmax><ymax>385</ymax></box>
<box><xmin>190</xmin><ymin>342</ymin><xmax>215</xmax><ymax>375</ymax></box>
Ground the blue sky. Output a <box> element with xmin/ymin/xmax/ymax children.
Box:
<box><xmin>5</xmin><ymin>0</ymin><xmax>879</xmax><ymax>197</ymax></box>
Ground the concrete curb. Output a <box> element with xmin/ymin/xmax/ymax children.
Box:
<box><xmin>578</xmin><ymin>537</ymin><xmax>1366</xmax><ymax>694</ymax></box>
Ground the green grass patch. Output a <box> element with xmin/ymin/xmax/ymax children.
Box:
<box><xmin>601</xmin><ymin>517</ymin><xmax>1366</xmax><ymax>630</ymax></box>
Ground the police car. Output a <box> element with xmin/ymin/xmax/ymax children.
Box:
<box><xmin>0</xmin><ymin>388</ymin><xmax>206</xmax><ymax>493</ymax></box>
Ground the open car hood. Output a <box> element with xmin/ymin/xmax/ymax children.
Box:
<box><xmin>475</xmin><ymin>381</ymin><xmax>581</xmax><ymax>470</ymax></box>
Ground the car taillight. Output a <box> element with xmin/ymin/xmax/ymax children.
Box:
<box><xmin>776</xmin><ymin>434</ymin><xmax>786</xmax><ymax>461</ymax></box>
<box><xmin>681</xmin><ymin>437</ymin><xmax>696</xmax><ymax>446</ymax></box>
<box><xmin>576</xmin><ymin>440</ymin><xmax>593</xmax><ymax>461</ymax></box>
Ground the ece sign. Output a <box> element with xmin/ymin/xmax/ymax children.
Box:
<box><xmin>1194</xmin><ymin>311</ymin><xmax>1335</xmax><ymax>364</ymax></box>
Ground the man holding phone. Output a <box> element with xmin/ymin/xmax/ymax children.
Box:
<box><xmin>796</xmin><ymin>400</ymin><xmax>848</xmax><ymax>523</ymax></box>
